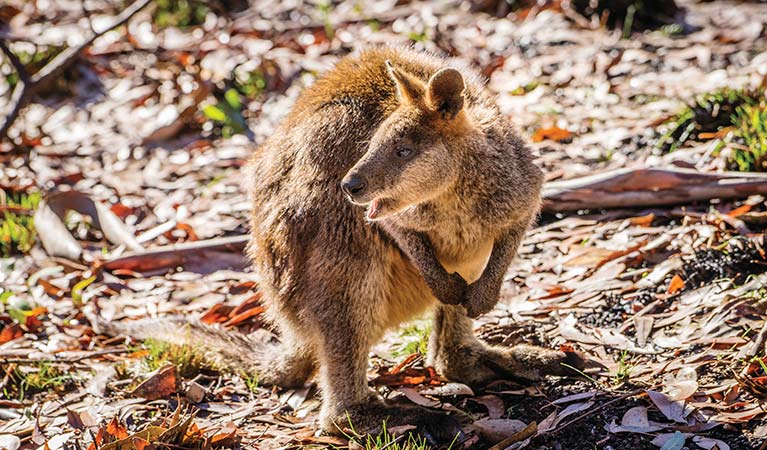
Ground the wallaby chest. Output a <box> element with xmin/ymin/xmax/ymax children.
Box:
<box><xmin>394</xmin><ymin>203</ymin><xmax>494</xmax><ymax>284</ymax></box>
<box><xmin>430</xmin><ymin>229</ymin><xmax>494</xmax><ymax>284</ymax></box>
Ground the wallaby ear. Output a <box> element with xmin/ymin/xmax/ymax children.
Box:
<box><xmin>426</xmin><ymin>67</ymin><xmax>465</xmax><ymax>119</ymax></box>
<box><xmin>386</xmin><ymin>60</ymin><xmax>425</xmax><ymax>105</ymax></box>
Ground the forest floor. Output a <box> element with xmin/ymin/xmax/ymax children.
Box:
<box><xmin>2</xmin><ymin>0</ymin><xmax>767</xmax><ymax>449</ymax></box>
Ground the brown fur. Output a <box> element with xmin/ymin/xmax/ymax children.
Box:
<box><xmin>93</xmin><ymin>47</ymin><xmax>586</xmax><ymax>439</ymax></box>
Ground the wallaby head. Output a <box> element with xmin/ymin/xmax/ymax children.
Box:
<box><xmin>341</xmin><ymin>60</ymin><xmax>477</xmax><ymax>221</ymax></box>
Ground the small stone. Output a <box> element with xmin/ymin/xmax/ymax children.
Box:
<box><xmin>185</xmin><ymin>380</ymin><xmax>207</xmax><ymax>403</ymax></box>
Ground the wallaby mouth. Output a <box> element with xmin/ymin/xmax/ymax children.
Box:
<box><xmin>365</xmin><ymin>197</ymin><xmax>405</xmax><ymax>221</ymax></box>
<box><xmin>345</xmin><ymin>194</ymin><xmax>393</xmax><ymax>221</ymax></box>
<box><xmin>341</xmin><ymin>172</ymin><xmax>397</xmax><ymax>220</ymax></box>
<box><xmin>367</xmin><ymin>198</ymin><xmax>383</xmax><ymax>220</ymax></box>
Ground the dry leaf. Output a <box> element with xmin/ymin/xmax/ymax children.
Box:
<box><xmin>605</xmin><ymin>406</ymin><xmax>665</xmax><ymax>433</ymax></box>
<box><xmin>667</xmin><ymin>275</ymin><xmax>685</xmax><ymax>294</ymax></box>
<box><xmin>106</xmin><ymin>417</ymin><xmax>128</xmax><ymax>439</ymax></box>
<box><xmin>646</xmin><ymin>390</ymin><xmax>688</xmax><ymax>423</ymax></box>
<box><xmin>419</xmin><ymin>382</ymin><xmax>474</xmax><ymax>397</ymax></box>
<box><xmin>630</xmin><ymin>213</ymin><xmax>656</xmax><ymax>227</ymax></box>
<box><xmin>693</xmin><ymin>436</ymin><xmax>730</xmax><ymax>450</ymax></box>
<box><xmin>472</xmin><ymin>419</ymin><xmax>528</xmax><ymax>442</ymax></box>
<box><xmin>130</xmin><ymin>365</ymin><xmax>178</xmax><ymax>400</ymax></box>
<box><xmin>398</xmin><ymin>387</ymin><xmax>441</xmax><ymax>408</ymax></box>
<box><xmin>473</xmin><ymin>395</ymin><xmax>506</xmax><ymax>419</ymax></box>
<box><xmin>532</xmin><ymin>126</ymin><xmax>573</xmax><ymax>143</ymax></box>
<box><xmin>0</xmin><ymin>435</ymin><xmax>21</xmax><ymax>450</ymax></box>
<box><xmin>652</xmin><ymin>432</ymin><xmax>687</xmax><ymax>450</ymax></box>
<box><xmin>0</xmin><ymin>323</ymin><xmax>23</xmax><ymax>344</ymax></box>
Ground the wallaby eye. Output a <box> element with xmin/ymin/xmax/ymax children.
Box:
<box><xmin>396</xmin><ymin>147</ymin><xmax>414</xmax><ymax>159</ymax></box>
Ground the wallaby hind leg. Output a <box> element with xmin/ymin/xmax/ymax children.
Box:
<box><xmin>427</xmin><ymin>305</ymin><xmax>585</xmax><ymax>385</ymax></box>
<box><xmin>314</xmin><ymin>306</ymin><xmax>461</xmax><ymax>442</ymax></box>
<box><xmin>315</xmin><ymin>318</ymin><xmax>378</xmax><ymax>431</ymax></box>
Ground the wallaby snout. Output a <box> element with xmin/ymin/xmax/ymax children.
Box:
<box><xmin>341</xmin><ymin>174</ymin><xmax>367</xmax><ymax>199</ymax></box>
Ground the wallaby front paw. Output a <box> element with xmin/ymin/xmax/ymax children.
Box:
<box><xmin>435</xmin><ymin>272</ymin><xmax>468</xmax><ymax>305</ymax></box>
<box><xmin>462</xmin><ymin>281</ymin><xmax>498</xmax><ymax>318</ymax></box>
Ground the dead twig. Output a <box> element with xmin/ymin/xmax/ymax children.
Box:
<box><xmin>0</xmin><ymin>205</ymin><xmax>33</xmax><ymax>214</ymax></box>
<box><xmin>0</xmin><ymin>362</ymin><xmax>17</xmax><ymax>392</ymax></box>
<box><xmin>487</xmin><ymin>421</ymin><xmax>537</xmax><ymax>450</ymax></box>
<box><xmin>0</xmin><ymin>348</ymin><xmax>128</xmax><ymax>364</ymax></box>
<box><xmin>749</xmin><ymin>323</ymin><xmax>767</xmax><ymax>358</ymax></box>
<box><xmin>0</xmin><ymin>0</ymin><xmax>153</xmax><ymax>140</ymax></box>
<box><xmin>0</xmin><ymin>39</ymin><xmax>31</xmax><ymax>139</ymax></box>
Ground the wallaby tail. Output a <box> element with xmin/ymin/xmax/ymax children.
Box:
<box><xmin>86</xmin><ymin>310</ymin><xmax>267</xmax><ymax>376</ymax></box>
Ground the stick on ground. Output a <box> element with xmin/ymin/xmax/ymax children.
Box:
<box><xmin>543</xmin><ymin>167</ymin><xmax>767</xmax><ymax>212</ymax></box>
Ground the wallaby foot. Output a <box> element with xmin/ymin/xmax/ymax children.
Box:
<box><xmin>428</xmin><ymin>305</ymin><xmax>588</xmax><ymax>385</ymax></box>
<box><xmin>434</xmin><ymin>343</ymin><xmax>587</xmax><ymax>385</ymax></box>
<box><xmin>326</xmin><ymin>400</ymin><xmax>463</xmax><ymax>445</ymax></box>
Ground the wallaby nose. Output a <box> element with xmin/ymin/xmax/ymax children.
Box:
<box><xmin>341</xmin><ymin>176</ymin><xmax>367</xmax><ymax>197</ymax></box>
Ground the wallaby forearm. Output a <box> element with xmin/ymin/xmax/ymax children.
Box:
<box><xmin>382</xmin><ymin>224</ymin><xmax>467</xmax><ymax>305</ymax></box>
<box><xmin>463</xmin><ymin>226</ymin><xmax>526</xmax><ymax>318</ymax></box>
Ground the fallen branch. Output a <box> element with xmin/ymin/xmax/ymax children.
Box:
<box><xmin>542</xmin><ymin>167</ymin><xmax>767</xmax><ymax>212</ymax></box>
<box><xmin>102</xmin><ymin>235</ymin><xmax>250</xmax><ymax>275</ymax></box>
<box><xmin>50</xmin><ymin>168</ymin><xmax>767</xmax><ymax>271</ymax></box>
<box><xmin>0</xmin><ymin>0</ymin><xmax>153</xmax><ymax>140</ymax></box>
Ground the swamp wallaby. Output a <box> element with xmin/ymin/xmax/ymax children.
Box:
<box><xmin>92</xmin><ymin>47</ymin><xmax>585</xmax><ymax>440</ymax></box>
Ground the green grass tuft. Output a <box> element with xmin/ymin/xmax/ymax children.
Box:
<box><xmin>4</xmin><ymin>362</ymin><xmax>74</xmax><ymax>400</ymax></box>
<box><xmin>344</xmin><ymin>420</ymin><xmax>438</xmax><ymax>450</ymax></box>
<box><xmin>613</xmin><ymin>350</ymin><xmax>633</xmax><ymax>385</ymax></box>
<box><xmin>1</xmin><ymin>190</ymin><xmax>41</xmax><ymax>257</ymax></box>
<box><xmin>360</xmin><ymin>429</ymin><xmax>431</xmax><ymax>450</ymax></box>
<box><xmin>153</xmin><ymin>0</ymin><xmax>210</xmax><ymax>28</ymax></box>
<box><xmin>241</xmin><ymin>371</ymin><xmax>259</xmax><ymax>393</ymax></box>
<box><xmin>138</xmin><ymin>338</ymin><xmax>212</xmax><ymax>378</ymax></box>
<box><xmin>730</xmin><ymin>101</ymin><xmax>767</xmax><ymax>172</ymax></box>
<box><xmin>233</xmin><ymin>67</ymin><xmax>267</xmax><ymax>99</ymax></box>
<box><xmin>2</xmin><ymin>46</ymin><xmax>63</xmax><ymax>90</ymax></box>
<box><xmin>316</xmin><ymin>0</ymin><xmax>335</xmax><ymax>40</ymax></box>
<box><xmin>392</xmin><ymin>321</ymin><xmax>431</xmax><ymax>358</ymax></box>
<box><xmin>657</xmin><ymin>88</ymin><xmax>759</xmax><ymax>152</ymax></box>
<box><xmin>202</xmin><ymin>88</ymin><xmax>247</xmax><ymax>138</ymax></box>
<box><xmin>657</xmin><ymin>87</ymin><xmax>767</xmax><ymax>171</ymax></box>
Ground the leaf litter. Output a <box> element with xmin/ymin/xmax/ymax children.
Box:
<box><xmin>1</xmin><ymin>0</ymin><xmax>767</xmax><ymax>449</ymax></box>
